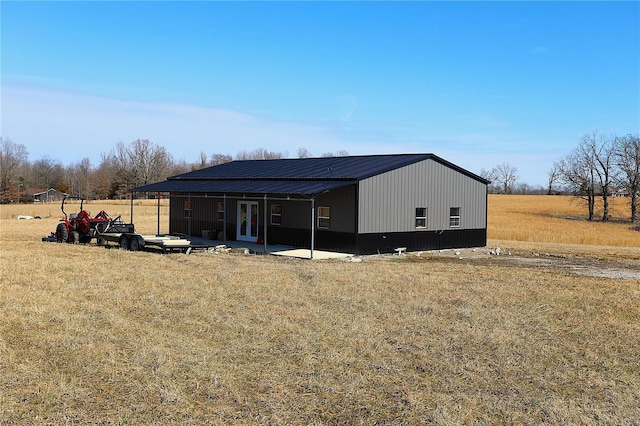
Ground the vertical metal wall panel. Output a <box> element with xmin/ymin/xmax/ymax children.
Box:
<box><xmin>276</xmin><ymin>200</ymin><xmax>311</xmax><ymax>229</ymax></box>
<box><xmin>316</xmin><ymin>185</ymin><xmax>356</xmax><ymax>233</ymax></box>
<box><xmin>358</xmin><ymin>159</ymin><xmax>487</xmax><ymax>234</ymax></box>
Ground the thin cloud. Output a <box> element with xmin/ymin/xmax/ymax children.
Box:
<box><xmin>1</xmin><ymin>84</ymin><xmax>348</xmax><ymax>162</ymax></box>
<box><xmin>338</xmin><ymin>94</ymin><xmax>358</xmax><ymax>122</ymax></box>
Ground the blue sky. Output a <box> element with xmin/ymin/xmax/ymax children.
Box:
<box><xmin>2</xmin><ymin>1</ymin><xmax>638</xmax><ymax>187</ymax></box>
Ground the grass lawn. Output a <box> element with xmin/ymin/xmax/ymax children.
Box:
<box><xmin>1</xmin><ymin>196</ymin><xmax>639</xmax><ymax>424</ymax></box>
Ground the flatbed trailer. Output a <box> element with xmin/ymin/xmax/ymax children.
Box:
<box><xmin>93</xmin><ymin>215</ymin><xmax>192</xmax><ymax>253</ymax></box>
<box><xmin>97</xmin><ymin>231</ymin><xmax>192</xmax><ymax>253</ymax></box>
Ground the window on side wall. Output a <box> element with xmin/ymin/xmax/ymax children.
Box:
<box><xmin>217</xmin><ymin>201</ymin><xmax>225</xmax><ymax>221</ymax></box>
<box><xmin>449</xmin><ymin>207</ymin><xmax>461</xmax><ymax>228</ymax></box>
<box><xmin>317</xmin><ymin>206</ymin><xmax>330</xmax><ymax>229</ymax></box>
<box><xmin>271</xmin><ymin>204</ymin><xmax>282</xmax><ymax>225</ymax></box>
<box><xmin>415</xmin><ymin>207</ymin><xmax>427</xmax><ymax>229</ymax></box>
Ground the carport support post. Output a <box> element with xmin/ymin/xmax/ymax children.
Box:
<box><xmin>223</xmin><ymin>194</ymin><xmax>227</xmax><ymax>242</ymax></box>
<box><xmin>157</xmin><ymin>193</ymin><xmax>161</xmax><ymax>236</ymax></box>
<box><xmin>187</xmin><ymin>194</ymin><xmax>192</xmax><ymax>236</ymax></box>
<box><xmin>130</xmin><ymin>193</ymin><xmax>134</xmax><ymax>224</ymax></box>
<box><xmin>310</xmin><ymin>197</ymin><xmax>315</xmax><ymax>259</ymax></box>
<box><xmin>263</xmin><ymin>194</ymin><xmax>268</xmax><ymax>254</ymax></box>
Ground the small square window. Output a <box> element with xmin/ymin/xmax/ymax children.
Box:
<box><xmin>317</xmin><ymin>206</ymin><xmax>330</xmax><ymax>229</ymax></box>
<box><xmin>449</xmin><ymin>207</ymin><xmax>460</xmax><ymax>228</ymax></box>
<box><xmin>217</xmin><ymin>201</ymin><xmax>225</xmax><ymax>221</ymax></box>
<box><xmin>415</xmin><ymin>207</ymin><xmax>427</xmax><ymax>228</ymax></box>
<box><xmin>271</xmin><ymin>204</ymin><xmax>282</xmax><ymax>225</ymax></box>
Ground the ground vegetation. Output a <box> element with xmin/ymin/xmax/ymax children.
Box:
<box><xmin>0</xmin><ymin>195</ymin><xmax>638</xmax><ymax>424</ymax></box>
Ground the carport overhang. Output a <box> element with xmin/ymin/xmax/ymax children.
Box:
<box><xmin>131</xmin><ymin>178</ymin><xmax>357</xmax><ymax>259</ymax></box>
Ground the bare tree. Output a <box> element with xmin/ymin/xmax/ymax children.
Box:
<box><xmin>322</xmin><ymin>150</ymin><xmax>349</xmax><ymax>158</ymax></box>
<box><xmin>581</xmin><ymin>131</ymin><xmax>616</xmax><ymax>221</ymax></box>
<box><xmin>297</xmin><ymin>147</ymin><xmax>312</xmax><ymax>158</ymax></box>
<box><xmin>197</xmin><ymin>151</ymin><xmax>208</xmax><ymax>170</ymax></box>
<box><xmin>615</xmin><ymin>133</ymin><xmax>640</xmax><ymax>223</ymax></box>
<box><xmin>128</xmin><ymin>139</ymin><xmax>173</xmax><ymax>187</ymax></box>
<box><xmin>492</xmin><ymin>162</ymin><xmax>518</xmax><ymax>194</ymax></box>
<box><xmin>0</xmin><ymin>137</ymin><xmax>29</xmax><ymax>201</ymax></box>
<box><xmin>66</xmin><ymin>157</ymin><xmax>94</xmax><ymax>199</ymax></box>
<box><xmin>559</xmin><ymin>149</ymin><xmax>596</xmax><ymax>221</ymax></box>
<box><xmin>99</xmin><ymin>139</ymin><xmax>174</xmax><ymax>197</ymax></box>
<box><xmin>478</xmin><ymin>168</ymin><xmax>497</xmax><ymax>193</ymax></box>
<box><xmin>31</xmin><ymin>156</ymin><xmax>65</xmax><ymax>192</ymax></box>
<box><xmin>209</xmin><ymin>153</ymin><xmax>233</xmax><ymax>166</ymax></box>
<box><xmin>547</xmin><ymin>162</ymin><xmax>562</xmax><ymax>195</ymax></box>
<box><xmin>91</xmin><ymin>158</ymin><xmax>114</xmax><ymax>200</ymax></box>
<box><xmin>236</xmin><ymin>148</ymin><xmax>284</xmax><ymax>160</ymax></box>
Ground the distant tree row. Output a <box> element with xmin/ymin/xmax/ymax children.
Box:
<box><xmin>0</xmin><ymin>137</ymin><xmax>348</xmax><ymax>202</ymax></box>
<box><xmin>479</xmin><ymin>132</ymin><xmax>640</xmax><ymax>223</ymax></box>
<box><xmin>550</xmin><ymin>132</ymin><xmax>640</xmax><ymax>223</ymax></box>
<box><xmin>4</xmin><ymin>132</ymin><xmax>638</xmax><ymax>224</ymax></box>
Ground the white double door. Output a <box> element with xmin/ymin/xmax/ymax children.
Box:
<box><xmin>237</xmin><ymin>201</ymin><xmax>259</xmax><ymax>242</ymax></box>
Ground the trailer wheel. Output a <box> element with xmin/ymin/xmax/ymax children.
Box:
<box><xmin>71</xmin><ymin>231</ymin><xmax>80</xmax><ymax>244</ymax></box>
<box><xmin>130</xmin><ymin>236</ymin><xmax>140</xmax><ymax>252</ymax></box>
<box><xmin>119</xmin><ymin>235</ymin><xmax>129</xmax><ymax>250</ymax></box>
<box><xmin>56</xmin><ymin>222</ymin><xmax>68</xmax><ymax>243</ymax></box>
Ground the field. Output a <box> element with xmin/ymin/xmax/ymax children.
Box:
<box><xmin>1</xmin><ymin>195</ymin><xmax>639</xmax><ymax>424</ymax></box>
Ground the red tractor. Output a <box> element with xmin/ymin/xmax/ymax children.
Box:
<box><xmin>54</xmin><ymin>197</ymin><xmax>112</xmax><ymax>244</ymax></box>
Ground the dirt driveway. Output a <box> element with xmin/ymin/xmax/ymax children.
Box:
<box><xmin>366</xmin><ymin>246</ymin><xmax>640</xmax><ymax>281</ymax></box>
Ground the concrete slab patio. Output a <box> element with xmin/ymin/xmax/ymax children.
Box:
<box><xmin>187</xmin><ymin>236</ymin><xmax>354</xmax><ymax>260</ymax></box>
<box><xmin>270</xmin><ymin>248</ymin><xmax>354</xmax><ymax>260</ymax></box>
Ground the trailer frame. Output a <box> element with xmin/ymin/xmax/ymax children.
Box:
<box><xmin>95</xmin><ymin>215</ymin><xmax>192</xmax><ymax>253</ymax></box>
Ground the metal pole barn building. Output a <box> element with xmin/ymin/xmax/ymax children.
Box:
<box><xmin>133</xmin><ymin>153</ymin><xmax>489</xmax><ymax>256</ymax></box>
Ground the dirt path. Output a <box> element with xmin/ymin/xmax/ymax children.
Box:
<box><xmin>364</xmin><ymin>247</ymin><xmax>640</xmax><ymax>281</ymax></box>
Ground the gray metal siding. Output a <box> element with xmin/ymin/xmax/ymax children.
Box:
<box><xmin>358</xmin><ymin>159</ymin><xmax>487</xmax><ymax>234</ymax></box>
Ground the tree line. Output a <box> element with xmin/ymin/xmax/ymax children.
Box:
<box><xmin>0</xmin><ymin>137</ymin><xmax>348</xmax><ymax>202</ymax></box>
<box><xmin>480</xmin><ymin>132</ymin><xmax>640</xmax><ymax>223</ymax></box>
<box><xmin>2</xmin><ymin>132</ymin><xmax>639</xmax><ymax>224</ymax></box>
<box><xmin>551</xmin><ymin>132</ymin><xmax>640</xmax><ymax>223</ymax></box>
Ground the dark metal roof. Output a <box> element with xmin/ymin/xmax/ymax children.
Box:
<box><xmin>133</xmin><ymin>153</ymin><xmax>489</xmax><ymax>195</ymax></box>
<box><xmin>170</xmin><ymin>153</ymin><xmax>432</xmax><ymax>180</ymax></box>
<box><xmin>134</xmin><ymin>178</ymin><xmax>352</xmax><ymax>196</ymax></box>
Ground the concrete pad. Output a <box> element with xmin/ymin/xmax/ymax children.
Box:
<box><xmin>270</xmin><ymin>249</ymin><xmax>353</xmax><ymax>260</ymax></box>
<box><xmin>185</xmin><ymin>236</ymin><xmax>353</xmax><ymax>259</ymax></box>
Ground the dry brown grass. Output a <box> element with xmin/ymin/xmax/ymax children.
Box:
<box><xmin>488</xmin><ymin>195</ymin><xmax>640</xmax><ymax>262</ymax></box>
<box><xmin>1</xmin><ymin>197</ymin><xmax>639</xmax><ymax>424</ymax></box>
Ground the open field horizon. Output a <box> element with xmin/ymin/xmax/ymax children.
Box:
<box><xmin>2</xmin><ymin>194</ymin><xmax>639</xmax><ymax>258</ymax></box>
<box><xmin>1</xmin><ymin>195</ymin><xmax>639</xmax><ymax>423</ymax></box>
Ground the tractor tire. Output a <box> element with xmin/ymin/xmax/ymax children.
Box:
<box><xmin>119</xmin><ymin>235</ymin><xmax>130</xmax><ymax>250</ymax></box>
<box><xmin>71</xmin><ymin>231</ymin><xmax>80</xmax><ymax>244</ymax></box>
<box><xmin>56</xmin><ymin>222</ymin><xmax>68</xmax><ymax>243</ymax></box>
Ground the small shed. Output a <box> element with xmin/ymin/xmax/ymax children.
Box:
<box><xmin>134</xmin><ymin>154</ymin><xmax>489</xmax><ymax>255</ymax></box>
<box><xmin>27</xmin><ymin>188</ymin><xmax>68</xmax><ymax>203</ymax></box>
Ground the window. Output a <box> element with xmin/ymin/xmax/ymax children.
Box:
<box><xmin>271</xmin><ymin>204</ymin><xmax>282</xmax><ymax>225</ymax></box>
<box><xmin>415</xmin><ymin>207</ymin><xmax>427</xmax><ymax>228</ymax></box>
<box><xmin>217</xmin><ymin>201</ymin><xmax>225</xmax><ymax>221</ymax></box>
<box><xmin>317</xmin><ymin>206</ymin><xmax>330</xmax><ymax>229</ymax></box>
<box><xmin>184</xmin><ymin>200</ymin><xmax>191</xmax><ymax>219</ymax></box>
<box><xmin>449</xmin><ymin>207</ymin><xmax>461</xmax><ymax>227</ymax></box>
